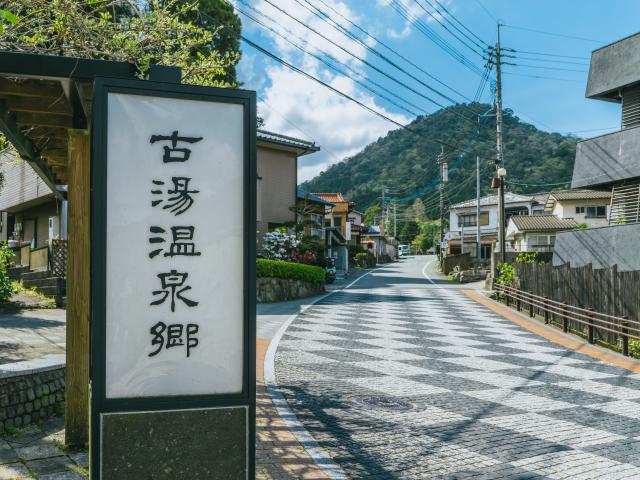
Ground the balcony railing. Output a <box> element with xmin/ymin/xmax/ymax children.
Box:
<box><xmin>609</xmin><ymin>182</ymin><xmax>640</xmax><ymax>225</ymax></box>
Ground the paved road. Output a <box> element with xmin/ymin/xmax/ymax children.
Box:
<box><xmin>275</xmin><ymin>256</ymin><xmax>640</xmax><ymax>479</ymax></box>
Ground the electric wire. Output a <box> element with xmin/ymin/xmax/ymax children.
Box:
<box><xmin>504</xmin><ymin>48</ymin><xmax>589</xmax><ymax>60</ymax></box>
<box><xmin>237</xmin><ymin>5</ymin><xmax>424</xmax><ymax>117</ymax></box>
<box><xmin>431</xmin><ymin>0</ymin><xmax>490</xmax><ymax>46</ymax></box>
<box><xmin>501</xmin><ymin>24</ymin><xmax>605</xmax><ymax>44</ymax></box>
<box><xmin>311</xmin><ymin>0</ymin><xmax>474</xmax><ymax>102</ymax></box>
<box><xmin>472</xmin><ymin>0</ymin><xmax>497</xmax><ymax>23</ymax></box>
<box><xmin>411</xmin><ymin>0</ymin><xmax>487</xmax><ymax>54</ymax></box>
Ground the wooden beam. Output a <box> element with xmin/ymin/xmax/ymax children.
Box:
<box><xmin>0</xmin><ymin>101</ymin><xmax>63</xmax><ymax>198</ymax></box>
<box><xmin>65</xmin><ymin>129</ymin><xmax>90</xmax><ymax>448</ymax></box>
<box><xmin>5</xmin><ymin>95</ymin><xmax>71</xmax><ymax>115</ymax></box>
<box><xmin>43</xmin><ymin>155</ymin><xmax>68</xmax><ymax>167</ymax></box>
<box><xmin>0</xmin><ymin>77</ymin><xmax>64</xmax><ymax>98</ymax></box>
<box><xmin>15</xmin><ymin>111</ymin><xmax>72</xmax><ymax>128</ymax></box>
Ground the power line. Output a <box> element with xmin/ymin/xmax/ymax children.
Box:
<box><xmin>507</xmin><ymin>55</ymin><xmax>589</xmax><ymax>67</ymax></box>
<box><xmin>411</xmin><ymin>0</ymin><xmax>487</xmax><ymax>54</ymax></box>
<box><xmin>504</xmin><ymin>48</ymin><xmax>589</xmax><ymax>60</ymax></box>
<box><xmin>237</xmin><ymin>5</ymin><xmax>424</xmax><ymax>117</ymax></box>
<box><xmin>310</xmin><ymin>0</ymin><xmax>474</xmax><ymax>102</ymax></box>
<box><xmin>502</xmin><ymin>70</ymin><xmax>584</xmax><ymax>83</ymax></box>
<box><xmin>432</xmin><ymin>0</ymin><xmax>490</xmax><ymax>46</ymax></box>
<box><xmin>258</xmin><ymin>0</ymin><xmax>471</xmax><ymax>117</ymax></box>
<box><xmin>388</xmin><ymin>0</ymin><xmax>486</xmax><ymax>77</ymax></box>
<box><xmin>506</xmin><ymin>62</ymin><xmax>588</xmax><ymax>74</ymax></box>
<box><xmin>473</xmin><ymin>0</ymin><xmax>497</xmax><ymax>23</ymax></box>
<box><xmin>502</xmin><ymin>24</ymin><xmax>605</xmax><ymax>44</ymax></box>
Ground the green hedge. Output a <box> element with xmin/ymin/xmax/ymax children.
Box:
<box><xmin>257</xmin><ymin>259</ymin><xmax>325</xmax><ymax>284</ymax></box>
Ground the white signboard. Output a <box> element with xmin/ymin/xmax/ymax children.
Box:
<box><xmin>104</xmin><ymin>93</ymin><xmax>245</xmax><ymax>398</ymax></box>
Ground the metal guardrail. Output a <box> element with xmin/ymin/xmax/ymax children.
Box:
<box><xmin>495</xmin><ymin>284</ymin><xmax>638</xmax><ymax>356</ymax></box>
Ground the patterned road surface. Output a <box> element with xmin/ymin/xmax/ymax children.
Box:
<box><xmin>274</xmin><ymin>256</ymin><xmax>640</xmax><ymax>479</ymax></box>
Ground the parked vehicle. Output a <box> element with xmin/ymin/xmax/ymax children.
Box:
<box><xmin>398</xmin><ymin>244</ymin><xmax>411</xmax><ymax>257</ymax></box>
<box><xmin>325</xmin><ymin>257</ymin><xmax>336</xmax><ymax>283</ymax></box>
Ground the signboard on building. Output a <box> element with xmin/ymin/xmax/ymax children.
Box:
<box><xmin>90</xmin><ymin>78</ymin><xmax>256</xmax><ymax>479</ymax></box>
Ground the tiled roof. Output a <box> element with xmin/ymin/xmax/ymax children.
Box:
<box><xmin>450</xmin><ymin>192</ymin><xmax>535</xmax><ymax>209</ymax></box>
<box><xmin>297</xmin><ymin>188</ymin><xmax>334</xmax><ymax>205</ymax></box>
<box><xmin>510</xmin><ymin>215</ymin><xmax>579</xmax><ymax>231</ymax></box>
<box><xmin>257</xmin><ymin>129</ymin><xmax>319</xmax><ymax>152</ymax></box>
<box><xmin>548</xmin><ymin>189</ymin><xmax>612</xmax><ymax>200</ymax></box>
<box><xmin>312</xmin><ymin>192</ymin><xmax>347</xmax><ymax>203</ymax></box>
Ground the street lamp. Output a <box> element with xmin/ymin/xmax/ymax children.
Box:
<box><xmin>497</xmin><ymin>167</ymin><xmax>506</xmax><ymax>264</ymax></box>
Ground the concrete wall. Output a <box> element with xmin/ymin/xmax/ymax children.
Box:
<box><xmin>586</xmin><ymin>32</ymin><xmax>640</xmax><ymax>99</ymax></box>
<box><xmin>572</xmin><ymin>127</ymin><xmax>640</xmax><ymax>188</ymax></box>
<box><xmin>553</xmin><ymin>223</ymin><xmax>640</xmax><ymax>271</ymax></box>
<box><xmin>257</xmin><ymin>146</ymin><xmax>296</xmax><ymax>227</ymax></box>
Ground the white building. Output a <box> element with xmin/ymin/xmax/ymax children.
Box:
<box><xmin>544</xmin><ymin>190</ymin><xmax>611</xmax><ymax>228</ymax></box>
<box><xmin>506</xmin><ymin>215</ymin><xmax>579</xmax><ymax>253</ymax></box>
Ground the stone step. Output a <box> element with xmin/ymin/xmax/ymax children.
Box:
<box><xmin>33</xmin><ymin>285</ymin><xmax>60</xmax><ymax>298</ymax></box>
<box><xmin>21</xmin><ymin>270</ymin><xmax>52</xmax><ymax>281</ymax></box>
<box><xmin>22</xmin><ymin>277</ymin><xmax>63</xmax><ymax>289</ymax></box>
<box><xmin>7</xmin><ymin>266</ymin><xmax>29</xmax><ymax>280</ymax></box>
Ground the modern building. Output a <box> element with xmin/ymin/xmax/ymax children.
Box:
<box><xmin>296</xmin><ymin>188</ymin><xmax>333</xmax><ymax>240</ymax></box>
<box><xmin>256</xmin><ymin>130</ymin><xmax>319</xmax><ymax>242</ymax></box>
<box><xmin>553</xmin><ymin>32</ymin><xmax>640</xmax><ymax>271</ymax></box>
<box><xmin>347</xmin><ymin>209</ymin><xmax>364</xmax><ymax>247</ymax></box>
<box><xmin>447</xmin><ymin>192</ymin><xmax>545</xmax><ymax>258</ymax></box>
<box><xmin>544</xmin><ymin>190</ymin><xmax>611</xmax><ymax>228</ymax></box>
<box><xmin>506</xmin><ymin>215</ymin><xmax>579</xmax><ymax>253</ymax></box>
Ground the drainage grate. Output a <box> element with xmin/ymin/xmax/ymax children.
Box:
<box><xmin>350</xmin><ymin>395</ymin><xmax>414</xmax><ymax>412</ymax></box>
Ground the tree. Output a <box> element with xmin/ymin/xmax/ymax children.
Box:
<box><xmin>411</xmin><ymin>198</ymin><xmax>426</xmax><ymax>222</ymax></box>
<box><xmin>399</xmin><ymin>220</ymin><xmax>419</xmax><ymax>244</ymax></box>
<box><xmin>364</xmin><ymin>205</ymin><xmax>382</xmax><ymax>226</ymax></box>
<box><xmin>0</xmin><ymin>0</ymin><xmax>240</xmax><ymax>87</ymax></box>
<box><xmin>173</xmin><ymin>0</ymin><xmax>242</xmax><ymax>86</ymax></box>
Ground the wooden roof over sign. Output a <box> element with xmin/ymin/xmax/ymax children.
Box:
<box><xmin>0</xmin><ymin>51</ymin><xmax>181</xmax><ymax>198</ymax></box>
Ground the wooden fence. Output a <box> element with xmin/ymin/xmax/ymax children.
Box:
<box><xmin>441</xmin><ymin>253</ymin><xmax>472</xmax><ymax>275</ymax></box>
<box><xmin>512</xmin><ymin>262</ymin><xmax>640</xmax><ymax>347</ymax></box>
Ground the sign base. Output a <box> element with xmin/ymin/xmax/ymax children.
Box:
<box><xmin>100</xmin><ymin>407</ymin><xmax>248</xmax><ymax>479</ymax></box>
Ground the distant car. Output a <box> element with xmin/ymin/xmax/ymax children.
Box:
<box><xmin>398</xmin><ymin>244</ymin><xmax>411</xmax><ymax>257</ymax></box>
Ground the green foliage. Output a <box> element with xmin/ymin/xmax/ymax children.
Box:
<box><xmin>412</xmin><ymin>219</ymin><xmax>440</xmax><ymax>253</ymax></box>
<box><xmin>0</xmin><ymin>0</ymin><xmax>240</xmax><ymax>87</ymax></box>
<box><xmin>256</xmin><ymin>259</ymin><xmax>325</xmax><ymax>284</ymax></box>
<box><xmin>574</xmin><ymin>223</ymin><xmax>589</xmax><ymax>230</ymax></box>
<box><xmin>0</xmin><ymin>242</ymin><xmax>16</xmax><ymax>303</ymax></box>
<box><xmin>629</xmin><ymin>339</ymin><xmax>640</xmax><ymax>359</ymax></box>
<box><xmin>354</xmin><ymin>252</ymin><xmax>376</xmax><ymax>268</ymax></box>
<box><xmin>301</xmin><ymin>104</ymin><xmax>578</xmax><ymax>211</ymax></box>
<box><xmin>515</xmin><ymin>252</ymin><xmax>544</xmax><ymax>265</ymax></box>
<box><xmin>363</xmin><ymin>205</ymin><xmax>381</xmax><ymax>226</ymax></box>
<box><xmin>496</xmin><ymin>262</ymin><xmax>516</xmax><ymax>287</ymax></box>
<box><xmin>399</xmin><ymin>220</ymin><xmax>419</xmax><ymax>243</ymax></box>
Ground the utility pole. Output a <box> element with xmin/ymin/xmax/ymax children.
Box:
<box><xmin>393</xmin><ymin>203</ymin><xmax>397</xmax><ymax>238</ymax></box>
<box><xmin>476</xmin><ymin>155</ymin><xmax>481</xmax><ymax>260</ymax></box>
<box><xmin>495</xmin><ymin>23</ymin><xmax>506</xmax><ymax>264</ymax></box>
<box><xmin>438</xmin><ymin>146</ymin><xmax>446</xmax><ymax>255</ymax></box>
<box><xmin>381</xmin><ymin>186</ymin><xmax>386</xmax><ymax>236</ymax></box>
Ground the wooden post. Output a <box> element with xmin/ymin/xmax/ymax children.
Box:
<box><xmin>587</xmin><ymin>308</ymin><xmax>595</xmax><ymax>344</ymax></box>
<box><xmin>505</xmin><ymin>288</ymin><xmax>510</xmax><ymax>307</ymax></box>
<box><xmin>562</xmin><ymin>302</ymin><xmax>568</xmax><ymax>333</ymax></box>
<box><xmin>516</xmin><ymin>293</ymin><xmax>521</xmax><ymax>312</ymax></box>
<box><xmin>544</xmin><ymin>296</ymin><xmax>549</xmax><ymax>324</ymax></box>
<box><xmin>529</xmin><ymin>292</ymin><xmax>534</xmax><ymax>318</ymax></box>
<box><xmin>621</xmin><ymin>316</ymin><xmax>629</xmax><ymax>357</ymax></box>
<box><xmin>65</xmin><ymin>130</ymin><xmax>90</xmax><ymax>448</ymax></box>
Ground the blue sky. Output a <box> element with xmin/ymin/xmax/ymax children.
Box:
<box><xmin>236</xmin><ymin>0</ymin><xmax>640</xmax><ymax>182</ymax></box>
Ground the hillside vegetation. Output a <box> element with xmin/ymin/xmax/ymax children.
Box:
<box><xmin>302</xmin><ymin>103</ymin><xmax>578</xmax><ymax>215</ymax></box>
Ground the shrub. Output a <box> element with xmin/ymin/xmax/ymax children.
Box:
<box><xmin>516</xmin><ymin>252</ymin><xmax>544</xmax><ymax>265</ymax></box>
<box><xmin>629</xmin><ymin>339</ymin><xmax>640</xmax><ymax>359</ymax></box>
<box><xmin>257</xmin><ymin>259</ymin><xmax>325</xmax><ymax>284</ymax></box>
<box><xmin>260</xmin><ymin>231</ymin><xmax>300</xmax><ymax>261</ymax></box>
<box><xmin>496</xmin><ymin>262</ymin><xmax>516</xmax><ymax>287</ymax></box>
<box><xmin>354</xmin><ymin>252</ymin><xmax>376</xmax><ymax>268</ymax></box>
<box><xmin>0</xmin><ymin>242</ymin><xmax>16</xmax><ymax>303</ymax></box>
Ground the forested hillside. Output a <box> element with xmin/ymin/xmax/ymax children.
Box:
<box><xmin>302</xmin><ymin>103</ymin><xmax>578</xmax><ymax>215</ymax></box>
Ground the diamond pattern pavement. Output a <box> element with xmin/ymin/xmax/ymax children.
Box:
<box><xmin>274</xmin><ymin>258</ymin><xmax>640</xmax><ymax>479</ymax></box>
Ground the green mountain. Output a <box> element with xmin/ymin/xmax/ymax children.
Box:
<box><xmin>301</xmin><ymin>103</ymin><xmax>578</xmax><ymax>216</ymax></box>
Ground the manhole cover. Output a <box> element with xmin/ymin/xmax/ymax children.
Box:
<box><xmin>350</xmin><ymin>395</ymin><xmax>414</xmax><ymax>412</ymax></box>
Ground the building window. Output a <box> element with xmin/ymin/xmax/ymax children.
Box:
<box><xmin>576</xmin><ymin>206</ymin><xmax>585</xmax><ymax>214</ymax></box>
<box><xmin>459</xmin><ymin>212</ymin><xmax>489</xmax><ymax>227</ymax></box>
<box><xmin>333</xmin><ymin>216</ymin><xmax>342</xmax><ymax>228</ymax></box>
<box><xmin>586</xmin><ymin>206</ymin><xmax>607</xmax><ymax>218</ymax></box>
<box><xmin>458</xmin><ymin>214</ymin><xmax>476</xmax><ymax>227</ymax></box>
<box><xmin>310</xmin><ymin>213</ymin><xmax>323</xmax><ymax>227</ymax></box>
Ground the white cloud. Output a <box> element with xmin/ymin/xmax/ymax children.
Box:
<box><xmin>258</xmin><ymin>65</ymin><xmax>409</xmax><ymax>183</ymax></box>
<box><xmin>244</xmin><ymin>0</ymin><xmax>411</xmax><ymax>183</ymax></box>
<box><xmin>378</xmin><ymin>0</ymin><xmax>449</xmax><ymax>40</ymax></box>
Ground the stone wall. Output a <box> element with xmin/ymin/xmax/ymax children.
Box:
<box><xmin>0</xmin><ymin>367</ymin><xmax>65</xmax><ymax>431</ymax></box>
<box><xmin>257</xmin><ymin>277</ymin><xmax>324</xmax><ymax>303</ymax></box>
